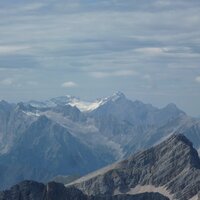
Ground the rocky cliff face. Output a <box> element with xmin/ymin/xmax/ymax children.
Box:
<box><xmin>0</xmin><ymin>116</ymin><xmax>108</xmax><ymax>189</ymax></box>
<box><xmin>0</xmin><ymin>181</ymin><xmax>169</xmax><ymax>200</ymax></box>
<box><xmin>1</xmin><ymin>135</ymin><xmax>200</xmax><ymax>200</ymax></box>
<box><xmin>70</xmin><ymin>134</ymin><xmax>200</xmax><ymax>200</ymax></box>
<box><xmin>1</xmin><ymin>93</ymin><xmax>200</xmax><ymax>190</ymax></box>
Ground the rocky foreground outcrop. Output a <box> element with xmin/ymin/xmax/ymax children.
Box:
<box><xmin>1</xmin><ymin>134</ymin><xmax>200</xmax><ymax>200</ymax></box>
<box><xmin>70</xmin><ymin>134</ymin><xmax>200</xmax><ymax>200</ymax></box>
<box><xmin>0</xmin><ymin>181</ymin><xmax>169</xmax><ymax>200</ymax></box>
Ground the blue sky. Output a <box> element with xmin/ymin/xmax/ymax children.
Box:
<box><xmin>0</xmin><ymin>0</ymin><xmax>200</xmax><ymax>116</ymax></box>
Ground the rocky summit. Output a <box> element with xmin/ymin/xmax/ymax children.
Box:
<box><xmin>0</xmin><ymin>181</ymin><xmax>169</xmax><ymax>200</ymax></box>
<box><xmin>1</xmin><ymin>134</ymin><xmax>200</xmax><ymax>200</ymax></box>
<box><xmin>70</xmin><ymin>134</ymin><xmax>200</xmax><ymax>200</ymax></box>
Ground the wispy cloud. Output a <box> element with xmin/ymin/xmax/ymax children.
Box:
<box><xmin>134</xmin><ymin>47</ymin><xmax>165</xmax><ymax>55</ymax></box>
<box><xmin>133</xmin><ymin>46</ymin><xmax>197</xmax><ymax>58</ymax></box>
<box><xmin>61</xmin><ymin>81</ymin><xmax>77</xmax><ymax>88</ymax></box>
<box><xmin>20</xmin><ymin>3</ymin><xmax>46</xmax><ymax>12</ymax></box>
<box><xmin>90</xmin><ymin>70</ymin><xmax>137</xmax><ymax>78</ymax></box>
<box><xmin>0</xmin><ymin>0</ymin><xmax>200</xmax><ymax>115</ymax></box>
<box><xmin>195</xmin><ymin>76</ymin><xmax>200</xmax><ymax>83</ymax></box>
<box><xmin>0</xmin><ymin>78</ymin><xmax>14</xmax><ymax>86</ymax></box>
<box><xmin>143</xmin><ymin>74</ymin><xmax>152</xmax><ymax>80</ymax></box>
<box><xmin>0</xmin><ymin>3</ymin><xmax>46</xmax><ymax>15</ymax></box>
<box><xmin>0</xmin><ymin>45</ymin><xmax>31</xmax><ymax>55</ymax></box>
<box><xmin>27</xmin><ymin>81</ymin><xmax>38</xmax><ymax>86</ymax></box>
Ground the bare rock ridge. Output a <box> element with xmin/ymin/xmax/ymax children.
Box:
<box><xmin>1</xmin><ymin>92</ymin><xmax>200</xmax><ymax>190</ymax></box>
<box><xmin>0</xmin><ymin>181</ymin><xmax>169</xmax><ymax>200</ymax></box>
<box><xmin>1</xmin><ymin>134</ymin><xmax>200</xmax><ymax>200</ymax></box>
<box><xmin>0</xmin><ymin>115</ymin><xmax>106</xmax><ymax>188</ymax></box>
<box><xmin>70</xmin><ymin>134</ymin><xmax>200</xmax><ymax>200</ymax></box>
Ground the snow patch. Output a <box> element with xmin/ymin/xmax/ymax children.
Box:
<box><xmin>23</xmin><ymin>111</ymin><xmax>40</xmax><ymax>117</ymax></box>
<box><xmin>72</xmin><ymin>91</ymin><xmax>125</xmax><ymax>112</ymax></box>
<box><xmin>28</xmin><ymin>92</ymin><xmax>126</xmax><ymax>112</ymax></box>
<box><xmin>28</xmin><ymin>100</ymin><xmax>57</xmax><ymax>108</ymax></box>
<box><xmin>68</xmin><ymin>99</ymin><xmax>103</xmax><ymax>112</ymax></box>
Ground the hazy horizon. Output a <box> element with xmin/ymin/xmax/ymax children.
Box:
<box><xmin>0</xmin><ymin>0</ymin><xmax>200</xmax><ymax>116</ymax></box>
<box><xmin>0</xmin><ymin>91</ymin><xmax>197</xmax><ymax>118</ymax></box>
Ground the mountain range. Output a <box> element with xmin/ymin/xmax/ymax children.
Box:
<box><xmin>1</xmin><ymin>134</ymin><xmax>200</xmax><ymax>200</ymax></box>
<box><xmin>0</xmin><ymin>92</ymin><xmax>200</xmax><ymax>189</ymax></box>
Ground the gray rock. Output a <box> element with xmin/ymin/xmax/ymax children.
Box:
<box><xmin>1</xmin><ymin>93</ymin><xmax>200</xmax><ymax>192</ymax></box>
<box><xmin>0</xmin><ymin>115</ymin><xmax>107</xmax><ymax>189</ymax></box>
<box><xmin>71</xmin><ymin>134</ymin><xmax>200</xmax><ymax>200</ymax></box>
<box><xmin>0</xmin><ymin>181</ymin><xmax>169</xmax><ymax>200</ymax></box>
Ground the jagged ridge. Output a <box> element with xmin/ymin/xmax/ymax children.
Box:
<box><xmin>70</xmin><ymin>134</ymin><xmax>200</xmax><ymax>200</ymax></box>
<box><xmin>0</xmin><ymin>181</ymin><xmax>169</xmax><ymax>200</ymax></box>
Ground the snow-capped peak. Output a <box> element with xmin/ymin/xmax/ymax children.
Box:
<box><xmin>51</xmin><ymin>95</ymin><xmax>79</xmax><ymax>104</ymax></box>
<box><xmin>50</xmin><ymin>92</ymin><xmax>126</xmax><ymax>112</ymax></box>
<box><xmin>67</xmin><ymin>99</ymin><xmax>100</xmax><ymax>112</ymax></box>
<box><xmin>28</xmin><ymin>92</ymin><xmax>126</xmax><ymax>112</ymax></box>
<box><xmin>103</xmin><ymin>91</ymin><xmax>125</xmax><ymax>102</ymax></box>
